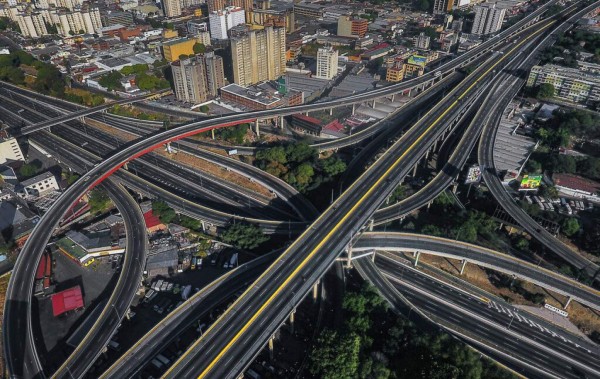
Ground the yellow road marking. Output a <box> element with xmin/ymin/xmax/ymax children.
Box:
<box><xmin>163</xmin><ymin>21</ymin><xmax>552</xmax><ymax>379</ymax></box>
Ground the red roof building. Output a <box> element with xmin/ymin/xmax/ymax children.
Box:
<box><xmin>51</xmin><ymin>286</ymin><xmax>84</xmax><ymax>317</ymax></box>
<box><xmin>35</xmin><ymin>253</ymin><xmax>47</xmax><ymax>280</ymax></box>
<box><xmin>553</xmin><ymin>173</ymin><xmax>600</xmax><ymax>199</ymax></box>
<box><xmin>143</xmin><ymin>210</ymin><xmax>167</xmax><ymax>234</ymax></box>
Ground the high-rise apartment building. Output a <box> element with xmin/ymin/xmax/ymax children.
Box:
<box><xmin>337</xmin><ymin>15</ymin><xmax>368</xmax><ymax>38</ymax></box>
<box><xmin>204</xmin><ymin>51</ymin><xmax>225</xmax><ymax>97</ymax></box>
<box><xmin>413</xmin><ymin>32</ymin><xmax>430</xmax><ymax>49</ymax></box>
<box><xmin>171</xmin><ymin>56</ymin><xmax>209</xmax><ymax>104</ymax></box>
<box><xmin>206</xmin><ymin>0</ymin><xmax>226</xmax><ymax>13</ymax></box>
<box><xmin>163</xmin><ymin>0</ymin><xmax>181</xmax><ymax>18</ymax></box>
<box><xmin>15</xmin><ymin>12</ymin><xmax>48</xmax><ymax>38</ymax></box>
<box><xmin>208</xmin><ymin>6</ymin><xmax>245</xmax><ymax>40</ymax></box>
<box><xmin>433</xmin><ymin>0</ymin><xmax>453</xmax><ymax>14</ymax></box>
<box><xmin>50</xmin><ymin>6</ymin><xmax>102</xmax><ymax>36</ymax></box>
<box><xmin>171</xmin><ymin>53</ymin><xmax>225</xmax><ymax>103</ymax></box>
<box><xmin>315</xmin><ymin>46</ymin><xmax>338</xmax><ymax>80</ymax></box>
<box><xmin>230</xmin><ymin>0</ymin><xmax>253</xmax><ymax>10</ymax></box>
<box><xmin>471</xmin><ymin>2</ymin><xmax>506</xmax><ymax>35</ymax></box>
<box><xmin>230</xmin><ymin>26</ymin><xmax>285</xmax><ymax>86</ymax></box>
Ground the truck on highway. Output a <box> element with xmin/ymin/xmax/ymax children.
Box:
<box><xmin>181</xmin><ymin>285</ymin><xmax>192</xmax><ymax>300</ymax></box>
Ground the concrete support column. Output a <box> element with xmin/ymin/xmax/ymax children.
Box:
<box><xmin>123</xmin><ymin>162</ymin><xmax>128</xmax><ymax>170</ymax></box>
<box><xmin>368</xmin><ymin>218</ymin><xmax>374</xmax><ymax>231</ymax></box>
<box><xmin>412</xmin><ymin>164</ymin><xmax>418</xmax><ymax>177</ymax></box>
<box><xmin>564</xmin><ymin>296</ymin><xmax>572</xmax><ymax>309</ymax></box>
<box><xmin>425</xmin><ymin>149</ymin><xmax>430</xmax><ymax>160</ymax></box>
<box><xmin>452</xmin><ymin>183</ymin><xmax>458</xmax><ymax>194</ymax></box>
<box><xmin>427</xmin><ymin>201</ymin><xmax>432</xmax><ymax>210</ymax></box>
<box><xmin>371</xmin><ymin>250</ymin><xmax>376</xmax><ymax>262</ymax></box>
<box><xmin>432</xmin><ymin>139</ymin><xmax>438</xmax><ymax>152</ymax></box>
<box><xmin>279</xmin><ymin>115</ymin><xmax>284</xmax><ymax>129</ymax></box>
<box><xmin>329</xmin><ymin>108</ymin><xmax>333</xmax><ymax>116</ymax></box>
<box><xmin>211</xmin><ymin>129</ymin><xmax>215</xmax><ymax>140</ymax></box>
<box><xmin>352</xmin><ymin>104</ymin><xmax>356</xmax><ymax>115</ymax></box>
<box><xmin>391</xmin><ymin>94</ymin><xmax>395</xmax><ymax>102</ymax></box>
<box><xmin>268</xmin><ymin>335</ymin><xmax>275</xmax><ymax>361</ymax></box>
<box><xmin>414</xmin><ymin>251</ymin><xmax>421</xmax><ymax>267</ymax></box>
<box><xmin>346</xmin><ymin>245</ymin><xmax>353</xmax><ymax>269</ymax></box>
<box><xmin>313</xmin><ymin>279</ymin><xmax>320</xmax><ymax>302</ymax></box>
<box><xmin>305</xmin><ymin>111</ymin><xmax>309</xmax><ymax>117</ymax></box>
<box><xmin>254</xmin><ymin>119</ymin><xmax>260</xmax><ymax>137</ymax></box>
<box><xmin>200</xmin><ymin>220</ymin><xmax>206</xmax><ymax>232</ymax></box>
<box><xmin>372</xmin><ymin>100</ymin><xmax>376</xmax><ymax>109</ymax></box>
<box><xmin>460</xmin><ymin>260</ymin><xmax>467</xmax><ymax>275</ymax></box>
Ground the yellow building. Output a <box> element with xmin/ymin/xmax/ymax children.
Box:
<box><xmin>386</xmin><ymin>65</ymin><xmax>404</xmax><ymax>82</ymax></box>
<box><xmin>162</xmin><ymin>38</ymin><xmax>196</xmax><ymax>62</ymax></box>
<box><xmin>403</xmin><ymin>63</ymin><xmax>424</xmax><ymax>79</ymax></box>
<box><xmin>162</xmin><ymin>28</ymin><xmax>179</xmax><ymax>39</ymax></box>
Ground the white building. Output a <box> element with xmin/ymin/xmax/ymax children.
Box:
<box><xmin>18</xmin><ymin>171</ymin><xmax>60</xmax><ymax>198</ymax></box>
<box><xmin>15</xmin><ymin>12</ymin><xmax>48</xmax><ymax>38</ymax></box>
<box><xmin>413</xmin><ymin>32</ymin><xmax>430</xmax><ymax>50</ymax></box>
<box><xmin>472</xmin><ymin>2</ymin><xmax>506</xmax><ymax>35</ymax></box>
<box><xmin>0</xmin><ymin>137</ymin><xmax>24</xmax><ymax>165</ymax></box>
<box><xmin>208</xmin><ymin>6</ymin><xmax>245</xmax><ymax>40</ymax></box>
<box><xmin>316</xmin><ymin>46</ymin><xmax>338</xmax><ymax>80</ymax></box>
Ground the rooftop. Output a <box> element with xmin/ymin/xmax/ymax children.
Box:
<box><xmin>221</xmin><ymin>83</ymin><xmax>283</xmax><ymax>107</ymax></box>
<box><xmin>553</xmin><ymin>173</ymin><xmax>600</xmax><ymax>194</ymax></box>
<box><xmin>51</xmin><ymin>286</ymin><xmax>84</xmax><ymax>317</ymax></box>
<box><xmin>21</xmin><ymin>171</ymin><xmax>55</xmax><ymax>187</ymax></box>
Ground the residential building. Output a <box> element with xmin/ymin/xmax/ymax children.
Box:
<box><xmin>163</xmin><ymin>0</ymin><xmax>182</xmax><ymax>18</ymax></box>
<box><xmin>18</xmin><ymin>171</ymin><xmax>60</xmax><ymax>197</ymax></box>
<box><xmin>230</xmin><ymin>0</ymin><xmax>253</xmax><ymax>10</ymax></box>
<box><xmin>553</xmin><ymin>173</ymin><xmax>600</xmax><ymax>201</ymax></box>
<box><xmin>50</xmin><ymin>6</ymin><xmax>103</xmax><ymax>36</ymax></box>
<box><xmin>0</xmin><ymin>137</ymin><xmax>24</xmax><ymax>165</ymax></box>
<box><xmin>207</xmin><ymin>0</ymin><xmax>226</xmax><ymax>13</ymax></box>
<box><xmin>293</xmin><ymin>3</ymin><xmax>325</xmax><ymax>18</ymax></box>
<box><xmin>472</xmin><ymin>2</ymin><xmax>506</xmax><ymax>35</ymax></box>
<box><xmin>433</xmin><ymin>0</ymin><xmax>454</xmax><ymax>14</ymax></box>
<box><xmin>209</xmin><ymin>6</ymin><xmax>245</xmax><ymax>40</ymax></box>
<box><xmin>162</xmin><ymin>38</ymin><xmax>197</xmax><ymax>62</ymax></box>
<box><xmin>315</xmin><ymin>46</ymin><xmax>338</xmax><ymax>80</ymax></box>
<box><xmin>386</xmin><ymin>60</ymin><xmax>404</xmax><ymax>82</ymax></box>
<box><xmin>204</xmin><ymin>51</ymin><xmax>225</xmax><ymax>97</ymax></box>
<box><xmin>527</xmin><ymin>64</ymin><xmax>600</xmax><ymax>105</ymax></box>
<box><xmin>337</xmin><ymin>15</ymin><xmax>368</xmax><ymax>38</ymax></box>
<box><xmin>187</xmin><ymin>20</ymin><xmax>208</xmax><ymax>36</ymax></box>
<box><xmin>15</xmin><ymin>12</ymin><xmax>48</xmax><ymax>38</ymax></box>
<box><xmin>230</xmin><ymin>26</ymin><xmax>286</xmax><ymax>86</ymax></box>
<box><xmin>403</xmin><ymin>55</ymin><xmax>427</xmax><ymax>79</ymax></box>
<box><xmin>197</xmin><ymin>31</ymin><xmax>211</xmax><ymax>46</ymax></box>
<box><xmin>413</xmin><ymin>32</ymin><xmax>430</xmax><ymax>49</ymax></box>
<box><xmin>171</xmin><ymin>52</ymin><xmax>225</xmax><ymax>103</ymax></box>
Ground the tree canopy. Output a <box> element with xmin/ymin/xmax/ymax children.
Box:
<box><xmin>221</xmin><ymin>223</ymin><xmax>269</xmax><ymax>250</ymax></box>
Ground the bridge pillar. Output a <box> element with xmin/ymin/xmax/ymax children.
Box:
<box><xmin>200</xmin><ymin>220</ymin><xmax>206</xmax><ymax>232</ymax></box>
<box><xmin>211</xmin><ymin>129</ymin><xmax>215</xmax><ymax>140</ymax></box>
<box><xmin>460</xmin><ymin>260</ymin><xmax>467</xmax><ymax>275</ymax></box>
<box><xmin>279</xmin><ymin>115</ymin><xmax>284</xmax><ymax>129</ymax></box>
<box><xmin>329</xmin><ymin>108</ymin><xmax>333</xmax><ymax>116</ymax></box>
<box><xmin>254</xmin><ymin>119</ymin><xmax>260</xmax><ymax>137</ymax></box>
<box><xmin>452</xmin><ymin>183</ymin><xmax>458</xmax><ymax>194</ymax></box>
<box><xmin>371</xmin><ymin>250</ymin><xmax>376</xmax><ymax>262</ymax></box>
<box><xmin>427</xmin><ymin>201</ymin><xmax>432</xmax><ymax>210</ymax></box>
<box><xmin>425</xmin><ymin>149</ymin><xmax>430</xmax><ymax>160</ymax></box>
<box><xmin>391</xmin><ymin>94</ymin><xmax>395</xmax><ymax>102</ymax></box>
<box><xmin>352</xmin><ymin>104</ymin><xmax>356</xmax><ymax>115</ymax></box>
<box><xmin>414</xmin><ymin>251</ymin><xmax>421</xmax><ymax>267</ymax></box>
<box><xmin>372</xmin><ymin>100</ymin><xmax>376</xmax><ymax>109</ymax></box>
<box><xmin>268</xmin><ymin>334</ymin><xmax>275</xmax><ymax>361</ymax></box>
<box><xmin>368</xmin><ymin>218</ymin><xmax>374</xmax><ymax>231</ymax></box>
<box><xmin>346</xmin><ymin>245</ymin><xmax>353</xmax><ymax>269</ymax></box>
<box><xmin>123</xmin><ymin>162</ymin><xmax>128</xmax><ymax>170</ymax></box>
<box><xmin>432</xmin><ymin>139</ymin><xmax>438</xmax><ymax>152</ymax></box>
<box><xmin>305</xmin><ymin>111</ymin><xmax>309</xmax><ymax>117</ymax></box>
<box><xmin>412</xmin><ymin>163</ymin><xmax>418</xmax><ymax>177</ymax></box>
<box><xmin>564</xmin><ymin>296</ymin><xmax>572</xmax><ymax>309</ymax></box>
<box><xmin>289</xmin><ymin>308</ymin><xmax>296</xmax><ymax>334</ymax></box>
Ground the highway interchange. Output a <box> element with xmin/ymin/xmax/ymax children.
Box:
<box><xmin>3</xmin><ymin>0</ymin><xmax>600</xmax><ymax>378</ymax></box>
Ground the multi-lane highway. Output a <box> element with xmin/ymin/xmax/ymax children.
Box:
<box><xmin>1</xmin><ymin>1</ymin><xmax>567</xmax><ymax>376</ymax></box>
<box><xmin>355</xmin><ymin>256</ymin><xmax>600</xmax><ymax>379</ymax></box>
<box><xmin>162</xmin><ymin>22</ymin><xmax>556</xmax><ymax>378</ymax></box>
<box><xmin>354</xmin><ymin>232</ymin><xmax>600</xmax><ymax>310</ymax></box>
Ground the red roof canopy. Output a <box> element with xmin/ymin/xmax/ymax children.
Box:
<box><xmin>143</xmin><ymin>210</ymin><xmax>163</xmax><ymax>229</ymax></box>
<box><xmin>51</xmin><ymin>286</ymin><xmax>84</xmax><ymax>317</ymax></box>
<box><xmin>35</xmin><ymin>253</ymin><xmax>47</xmax><ymax>280</ymax></box>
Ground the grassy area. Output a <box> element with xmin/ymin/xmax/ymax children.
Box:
<box><xmin>109</xmin><ymin>104</ymin><xmax>170</xmax><ymax>121</ymax></box>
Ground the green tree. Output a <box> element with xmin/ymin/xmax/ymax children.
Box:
<box><xmin>19</xmin><ymin>163</ymin><xmax>40</xmax><ymax>178</ymax></box>
<box><xmin>308</xmin><ymin>330</ymin><xmax>361</xmax><ymax>379</ymax></box>
<box><xmin>290</xmin><ymin>163</ymin><xmax>314</xmax><ymax>191</ymax></box>
<box><xmin>199</xmin><ymin>105</ymin><xmax>209</xmax><ymax>113</ymax></box>
<box><xmin>561</xmin><ymin>217</ymin><xmax>580</xmax><ymax>237</ymax></box>
<box><xmin>88</xmin><ymin>189</ymin><xmax>111</xmax><ymax>214</ymax></box>
<box><xmin>578</xmin><ymin>157</ymin><xmax>600</xmax><ymax>180</ymax></box>
<box><xmin>286</xmin><ymin>143</ymin><xmax>316</xmax><ymax>164</ymax></box>
<box><xmin>321</xmin><ymin>156</ymin><xmax>347</xmax><ymax>177</ymax></box>
<box><xmin>256</xmin><ymin>146</ymin><xmax>287</xmax><ymax>164</ymax></box>
<box><xmin>0</xmin><ymin>66</ymin><xmax>24</xmax><ymax>84</ymax></box>
<box><xmin>121</xmin><ymin>63</ymin><xmax>149</xmax><ymax>76</ymax></box>
<box><xmin>536</xmin><ymin>83</ymin><xmax>555</xmax><ymax>98</ymax></box>
<box><xmin>221</xmin><ymin>223</ymin><xmax>269</xmax><ymax>250</ymax></box>
<box><xmin>193</xmin><ymin>42</ymin><xmax>206</xmax><ymax>54</ymax></box>
<box><xmin>98</xmin><ymin>71</ymin><xmax>124</xmax><ymax>91</ymax></box>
